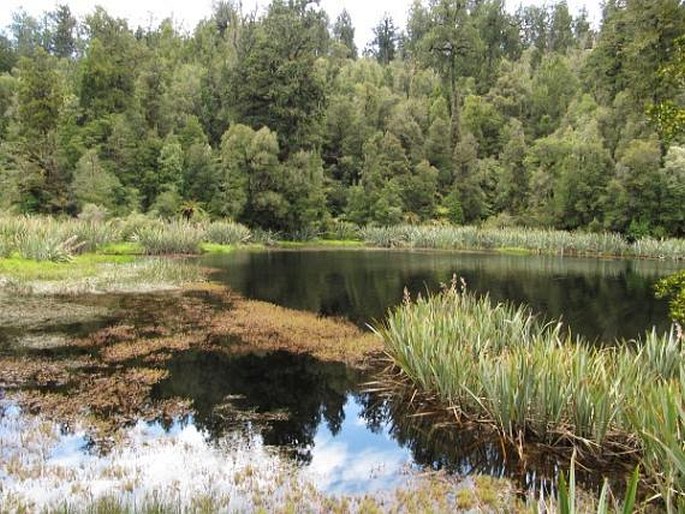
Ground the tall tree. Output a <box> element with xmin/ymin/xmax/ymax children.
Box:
<box><xmin>332</xmin><ymin>9</ymin><xmax>357</xmax><ymax>59</ymax></box>
<box><xmin>231</xmin><ymin>0</ymin><xmax>328</xmax><ymax>155</ymax></box>
<box><xmin>16</xmin><ymin>48</ymin><xmax>67</xmax><ymax>211</ymax></box>
<box><xmin>47</xmin><ymin>5</ymin><xmax>78</xmax><ymax>58</ymax></box>
<box><xmin>369</xmin><ymin>14</ymin><xmax>398</xmax><ymax>65</ymax></box>
<box><xmin>79</xmin><ymin>8</ymin><xmax>139</xmax><ymax>120</ymax></box>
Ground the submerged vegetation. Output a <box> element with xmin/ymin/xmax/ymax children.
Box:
<box><xmin>376</xmin><ymin>279</ymin><xmax>685</xmax><ymax>510</ymax></box>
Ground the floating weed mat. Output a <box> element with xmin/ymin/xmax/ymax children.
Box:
<box><xmin>375</xmin><ymin>277</ymin><xmax>685</xmax><ymax>510</ymax></box>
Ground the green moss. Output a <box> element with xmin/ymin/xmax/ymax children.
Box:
<box><xmin>277</xmin><ymin>239</ymin><xmax>363</xmax><ymax>248</ymax></box>
<box><xmin>0</xmin><ymin>254</ymin><xmax>135</xmax><ymax>281</ymax></box>
<box><xmin>200</xmin><ymin>243</ymin><xmax>265</xmax><ymax>254</ymax></box>
<box><xmin>495</xmin><ymin>246</ymin><xmax>533</xmax><ymax>256</ymax></box>
<box><xmin>199</xmin><ymin>243</ymin><xmax>236</xmax><ymax>254</ymax></box>
<box><xmin>99</xmin><ymin>242</ymin><xmax>143</xmax><ymax>255</ymax></box>
<box><xmin>317</xmin><ymin>239</ymin><xmax>364</xmax><ymax>247</ymax></box>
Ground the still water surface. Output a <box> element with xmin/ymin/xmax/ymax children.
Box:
<box><xmin>201</xmin><ymin>248</ymin><xmax>680</xmax><ymax>341</ymax></box>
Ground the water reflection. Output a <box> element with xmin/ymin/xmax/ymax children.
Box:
<box><xmin>150</xmin><ymin>350</ymin><xmax>629</xmax><ymax>494</ymax></box>
<box><xmin>201</xmin><ymin>249</ymin><xmax>680</xmax><ymax>341</ymax></box>
<box><xmin>152</xmin><ymin>350</ymin><xmax>357</xmax><ymax>464</ymax></box>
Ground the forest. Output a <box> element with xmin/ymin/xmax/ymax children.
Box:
<box><xmin>0</xmin><ymin>0</ymin><xmax>684</xmax><ymax>238</ymax></box>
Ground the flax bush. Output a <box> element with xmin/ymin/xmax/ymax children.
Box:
<box><xmin>376</xmin><ymin>281</ymin><xmax>685</xmax><ymax>508</ymax></box>
<box><xmin>361</xmin><ymin>225</ymin><xmax>684</xmax><ymax>260</ymax></box>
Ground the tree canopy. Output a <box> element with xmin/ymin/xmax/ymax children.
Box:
<box><xmin>0</xmin><ymin>0</ymin><xmax>683</xmax><ymax>237</ymax></box>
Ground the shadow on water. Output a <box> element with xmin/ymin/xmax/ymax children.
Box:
<box><xmin>201</xmin><ymin>249</ymin><xmax>678</xmax><ymax>342</ymax></box>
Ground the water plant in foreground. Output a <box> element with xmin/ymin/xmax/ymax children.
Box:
<box><xmin>375</xmin><ymin>278</ymin><xmax>685</xmax><ymax>510</ymax></box>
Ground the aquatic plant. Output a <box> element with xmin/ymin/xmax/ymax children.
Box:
<box><xmin>554</xmin><ymin>456</ymin><xmax>639</xmax><ymax>514</ymax></box>
<box><xmin>376</xmin><ymin>279</ymin><xmax>685</xmax><ymax>508</ymax></box>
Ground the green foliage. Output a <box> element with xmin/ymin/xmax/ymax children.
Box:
<box><xmin>17</xmin><ymin>48</ymin><xmax>63</xmax><ymax>138</ymax></box>
<box><xmin>1</xmin><ymin>0</ymin><xmax>685</xmax><ymax>238</ymax></box>
<box><xmin>655</xmin><ymin>270</ymin><xmax>685</xmax><ymax>325</ymax></box>
<box><xmin>332</xmin><ymin>9</ymin><xmax>357</xmax><ymax>60</ymax></box>
<box><xmin>71</xmin><ymin>150</ymin><xmax>121</xmax><ymax>211</ymax></box>
<box><xmin>133</xmin><ymin>220</ymin><xmax>205</xmax><ymax>255</ymax></box>
<box><xmin>377</xmin><ymin>282</ymin><xmax>685</xmax><ymax>508</ymax></box>
<box><xmin>230</xmin><ymin>0</ymin><xmax>327</xmax><ymax>154</ymax></box>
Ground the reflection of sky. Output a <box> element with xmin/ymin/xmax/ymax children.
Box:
<box><xmin>305</xmin><ymin>396</ymin><xmax>414</xmax><ymax>494</ymax></box>
<box><xmin>1</xmin><ymin>398</ymin><xmax>420</xmax><ymax>509</ymax></box>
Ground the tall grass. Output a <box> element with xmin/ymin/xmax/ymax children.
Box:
<box><xmin>132</xmin><ymin>220</ymin><xmax>206</xmax><ymax>255</ymax></box>
<box><xmin>0</xmin><ymin>216</ymin><xmax>120</xmax><ymax>262</ymax></box>
<box><xmin>205</xmin><ymin>220</ymin><xmax>252</xmax><ymax>245</ymax></box>
<box><xmin>376</xmin><ymin>280</ymin><xmax>685</xmax><ymax>509</ymax></box>
<box><xmin>361</xmin><ymin>224</ymin><xmax>685</xmax><ymax>260</ymax></box>
<box><xmin>0</xmin><ymin>216</ymin><xmax>255</xmax><ymax>260</ymax></box>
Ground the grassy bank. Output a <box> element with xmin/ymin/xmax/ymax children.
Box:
<box><xmin>360</xmin><ymin>224</ymin><xmax>685</xmax><ymax>260</ymax></box>
<box><xmin>0</xmin><ymin>255</ymin><xmax>205</xmax><ymax>295</ymax></box>
<box><xmin>0</xmin><ymin>216</ymin><xmax>254</xmax><ymax>260</ymax></box>
<box><xmin>3</xmin><ymin>216</ymin><xmax>684</xmax><ymax>263</ymax></box>
<box><xmin>375</xmin><ymin>279</ymin><xmax>685</xmax><ymax>510</ymax></box>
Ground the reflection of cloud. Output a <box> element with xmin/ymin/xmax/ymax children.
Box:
<box><xmin>1</xmin><ymin>396</ymin><xmax>417</xmax><ymax>508</ymax></box>
<box><xmin>0</xmin><ymin>402</ymin><xmax>292</xmax><ymax>511</ymax></box>
<box><xmin>306</xmin><ymin>438</ymin><xmax>412</xmax><ymax>494</ymax></box>
<box><xmin>307</xmin><ymin>439</ymin><xmax>349</xmax><ymax>477</ymax></box>
<box><xmin>305</xmin><ymin>400</ymin><xmax>413</xmax><ymax>495</ymax></box>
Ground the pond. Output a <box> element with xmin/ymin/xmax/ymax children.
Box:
<box><xmin>201</xmin><ymin>248</ymin><xmax>680</xmax><ymax>342</ymax></box>
<box><xmin>1</xmin><ymin>249</ymin><xmax>681</xmax><ymax>508</ymax></box>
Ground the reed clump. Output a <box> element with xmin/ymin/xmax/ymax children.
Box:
<box><xmin>205</xmin><ymin>220</ymin><xmax>253</xmax><ymax>245</ymax></box>
<box><xmin>360</xmin><ymin>224</ymin><xmax>685</xmax><ymax>260</ymax></box>
<box><xmin>0</xmin><ymin>216</ymin><xmax>255</xmax><ymax>261</ymax></box>
<box><xmin>376</xmin><ymin>279</ymin><xmax>685</xmax><ymax>509</ymax></box>
<box><xmin>0</xmin><ymin>216</ymin><xmax>121</xmax><ymax>262</ymax></box>
<box><xmin>132</xmin><ymin>220</ymin><xmax>206</xmax><ymax>255</ymax></box>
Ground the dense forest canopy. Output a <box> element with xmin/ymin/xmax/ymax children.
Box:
<box><xmin>0</xmin><ymin>0</ymin><xmax>684</xmax><ymax>237</ymax></box>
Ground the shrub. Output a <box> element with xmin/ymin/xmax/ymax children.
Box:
<box><xmin>133</xmin><ymin>221</ymin><xmax>205</xmax><ymax>255</ymax></box>
<box><xmin>205</xmin><ymin>221</ymin><xmax>252</xmax><ymax>245</ymax></box>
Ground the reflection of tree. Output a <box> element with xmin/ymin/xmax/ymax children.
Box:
<box><xmin>355</xmin><ymin>389</ymin><xmax>630</xmax><ymax>496</ymax></box>
<box><xmin>202</xmin><ymin>250</ymin><xmax>674</xmax><ymax>341</ymax></box>
<box><xmin>151</xmin><ymin>350</ymin><xmax>359</xmax><ymax>464</ymax></box>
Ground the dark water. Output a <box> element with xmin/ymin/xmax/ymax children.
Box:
<box><xmin>201</xmin><ymin>249</ymin><xmax>681</xmax><ymax>342</ymax></box>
